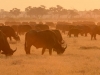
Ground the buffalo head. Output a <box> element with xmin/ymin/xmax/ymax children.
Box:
<box><xmin>53</xmin><ymin>43</ymin><xmax>67</xmax><ymax>55</ymax></box>
<box><xmin>1</xmin><ymin>48</ymin><xmax>17</xmax><ymax>56</ymax></box>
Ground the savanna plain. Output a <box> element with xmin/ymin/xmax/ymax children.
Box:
<box><xmin>0</xmin><ymin>33</ymin><xmax>100</xmax><ymax>75</ymax></box>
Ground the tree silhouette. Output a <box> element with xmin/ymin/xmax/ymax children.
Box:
<box><xmin>9</xmin><ymin>8</ymin><xmax>21</xmax><ymax>17</ymax></box>
<box><xmin>49</xmin><ymin>5</ymin><xmax>65</xmax><ymax>20</ymax></box>
<box><xmin>34</xmin><ymin>5</ymin><xmax>47</xmax><ymax>21</ymax></box>
<box><xmin>92</xmin><ymin>9</ymin><xmax>100</xmax><ymax>19</ymax></box>
<box><xmin>85</xmin><ymin>10</ymin><xmax>92</xmax><ymax>19</ymax></box>
<box><xmin>68</xmin><ymin>9</ymin><xmax>79</xmax><ymax>19</ymax></box>
<box><xmin>48</xmin><ymin>5</ymin><xmax>68</xmax><ymax>21</ymax></box>
<box><xmin>0</xmin><ymin>9</ymin><xmax>8</xmax><ymax>18</ymax></box>
<box><xmin>25</xmin><ymin>6</ymin><xmax>34</xmax><ymax>17</ymax></box>
<box><xmin>25</xmin><ymin>5</ymin><xmax>47</xmax><ymax>21</ymax></box>
<box><xmin>56</xmin><ymin>5</ymin><xmax>63</xmax><ymax>21</ymax></box>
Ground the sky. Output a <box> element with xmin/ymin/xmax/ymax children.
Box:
<box><xmin>0</xmin><ymin>0</ymin><xmax>100</xmax><ymax>11</ymax></box>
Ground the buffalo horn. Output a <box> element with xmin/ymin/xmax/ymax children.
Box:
<box><xmin>61</xmin><ymin>40</ymin><xmax>65</xmax><ymax>44</ymax></box>
<box><xmin>64</xmin><ymin>44</ymin><xmax>67</xmax><ymax>49</ymax></box>
<box><xmin>13</xmin><ymin>47</ymin><xmax>17</xmax><ymax>52</ymax></box>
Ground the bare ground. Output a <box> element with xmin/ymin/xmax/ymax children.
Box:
<box><xmin>0</xmin><ymin>34</ymin><xmax>100</xmax><ymax>75</ymax></box>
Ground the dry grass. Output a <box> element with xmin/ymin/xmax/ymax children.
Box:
<box><xmin>0</xmin><ymin>34</ymin><xmax>100</xmax><ymax>75</ymax></box>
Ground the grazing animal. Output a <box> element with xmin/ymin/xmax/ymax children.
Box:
<box><xmin>89</xmin><ymin>25</ymin><xmax>100</xmax><ymax>40</ymax></box>
<box><xmin>78</xmin><ymin>25</ymin><xmax>91</xmax><ymax>36</ymax></box>
<box><xmin>11</xmin><ymin>25</ymin><xmax>18</xmax><ymax>33</ymax></box>
<box><xmin>17</xmin><ymin>25</ymin><xmax>32</xmax><ymax>35</ymax></box>
<box><xmin>25</xmin><ymin>30</ymin><xmax>67</xmax><ymax>55</ymax></box>
<box><xmin>45</xmin><ymin>22</ymin><xmax>55</xmax><ymax>27</ymax></box>
<box><xmin>52</xmin><ymin>29</ymin><xmax>64</xmax><ymax>44</ymax></box>
<box><xmin>35</xmin><ymin>24</ymin><xmax>49</xmax><ymax>31</ymax></box>
<box><xmin>0</xmin><ymin>26</ymin><xmax>20</xmax><ymax>41</ymax></box>
<box><xmin>56</xmin><ymin>22</ymin><xmax>71</xmax><ymax>34</ymax></box>
<box><xmin>0</xmin><ymin>30</ymin><xmax>17</xmax><ymax>56</ymax></box>
<box><xmin>68</xmin><ymin>28</ymin><xmax>83</xmax><ymax>37</ymax></box>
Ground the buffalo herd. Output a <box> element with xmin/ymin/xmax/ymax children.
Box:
<box><xmin>0</xmin><ymin>21</ymin><xmax>100</xmax><ymax>56</ymax></box>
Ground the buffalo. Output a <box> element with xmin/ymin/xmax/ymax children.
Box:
<box><xmin>56</xmin><ymin>22</ymin><xmax>71</xmax><ymax>34</ymax></box>
<box><xmin>45</xmin><ymin>22</ymin><xmax>55</xmax><ymax>28</ymax></box>
<box><xmin>11</xmin><ymin>25</ymin><xmax>18</xmax><ymax>33</ymax></box>
<box><xmin>52</xmin><ymin>29</ymin><xmax>64</xmax><ymax>44</ymax></box>
<box><xmin>17</xmin><ymin>25</ymin><xmax>32</xmax><ymax>35</ymax></box>
<box><xmin>35</xmin><ymin>24</ymin><xmax>49</xmax><ymax>31</ymax></box>
<box><xmin>0</xmin><ymin>30</ymin><xmax>17</xmax><ymax>56</ymax></box>
<box><xmin>68</xmin><ymin>28</ymin><xmax>83</xmax><ymax>37</ymax></box>
<box><xmin>0</xmin><ymin>26</ymin><xmax>20</xmax><ymax>41</ymax></box>
<box><xmin>25</xmin><ymin>30</ymin><xmax>67</xmax><ymax>55</ymax></box>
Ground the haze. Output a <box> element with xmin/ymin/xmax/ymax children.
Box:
<box><xmin>0</xmin><ymin>0</ymin><xmax>100</xmax><ymax>11</ymax></box>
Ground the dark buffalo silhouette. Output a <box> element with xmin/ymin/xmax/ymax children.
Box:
<box><xmin>5</xmin><ymin>21</ymin><xmax>21</xmax><ymax>26</ymax></box>
<box><xmin>56</xmin><ymin>22</ymin><xmax>72</xmax><ymax>34</ymax></box>
<box><xmin>11</xmin><ymin>25</ymin><xmax>18</xmax><ymax>33</ymax></box>
<box><xmin>17</xmin><ymin>25</ymin><xmax>32</xmax><ymax>35</ymax></box>
<box><xmin>21</xmin><ymin>22</ymin><xmax>29</xmax><ymax>25</ymax></box>
<box><xmin>52</xmin><ymin>29</ymin><xmax>64</xmax><ymax>44</ymax></box>
<box><xmin>45</xmin><ymin>22</ymin><xmax>55</xmax><ymax>27</ymax></box>
<box><xmin>35</xmin><ymin>24</ymin><xmax>49</xmax><ymax>31</ymax></box>
<box><xmin>0</xmin><ymin>26</ymin><xmax>20</xmax><ymax>41</ymax></box>
<box><xmin>79</xmin><ymin>25</ymin><xmax>91</xmax><ymax>36</ymax></box>
<box><xmin>29</xmin><ymin>22</ymin><xmax>36</xmax><ymax>25</ymax></box>
<box><xmin>25</xmin><ymin>30</ymin><xmax>67</xmax><ymax>55</ymax></box>
<box><xmin>29</xmin><ymin>22</ymin><xmax>37</xmax><ymax>29</ymax></box>
<box><xmin>68</xmin><ymin>28</ymin><xmax>83</xmax><ymax>37</ymax></box>
<box><xmin>0</xmin><ymin>23</ymin><xmax>4</xmax><ymax>26</ymax></box>
<box><xmin>72</xmin><ymin>21</ymin><xmax>96</xmax><ymax>36</ymax></box>
<box><xmin>0</xmin><ymin>30</ymin><xmax>17</xmax><ymax>56</ymax></box>
<box><xmin>89</xmin><ymin>25</ymin><xmax>100</xmax><ymax>40</ymax></box>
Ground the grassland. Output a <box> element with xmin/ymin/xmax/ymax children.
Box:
<box><xmin>0</xmin><ymin>34</ymin><xmax>100</xmax><ymax>75</ymax></box>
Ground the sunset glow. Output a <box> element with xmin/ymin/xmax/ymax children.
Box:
<box><xmin>0</xmin><ymin>0</ymin><xmax>100</xmax><ymax>11</ymax></box>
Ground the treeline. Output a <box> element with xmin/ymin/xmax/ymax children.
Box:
<box><xmin>0</xmin><ymin>5</ymin><xmax>100</xmax><ymax>22</ymax></box>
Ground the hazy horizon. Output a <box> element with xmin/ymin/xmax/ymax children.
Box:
<box><xmin>0</xmin><ymin>0</ymin><xmax>100</xmax><ymax>11</ymax></box>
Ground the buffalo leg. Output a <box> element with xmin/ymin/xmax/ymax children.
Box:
<box><xmin>49</xmin><ymin>49</ymin><xmax>52</xmax><ymax>55</ymax></box>
<box><xmin>68</xmin><ymin>33</ymin><xmax>71</xmax><ymax>37</ymax></box>
<box><xmin>74</xmin><ymin>34</ymin><xmax>78</xmax><ymax>37</ymax></box>
<box><xmin>25</xmin><ymin>45</ymin><xmax>31</xmax><ymax>54</ymax></box>
<box><xmin>80</xmin><ymin>33</ymin><xmax>83</xmax><ymax>36</ymax></box>
<box><xmin>76</xmin><ymin>34</ymin><xmax>78</xmax><ymax>37</ymax></box>
<box><xmin>74</xmin><ymin>34</ymin><xmax>75</xmax><ymax>37</ymax></box>
<box><xmin>85</xmin><ymin>33</ymin><xmax>87</xmax><ymax>37</ymax></box>
<box><xmin>94</xmin><ymin>34</ymin><xmax>96</xmax><ymax>40</ymax></box>
<box><xmin>91</xmin><ymin>34</ymin><xmax>93</xmax><ymax>40</ymax></box>
<box><xmin>42</xmin><ymin>48</ymin><xmax>46</xmax><ymax>55</ymax></box>
<box><xmin>91</xmin><ymin>34</ymin><xmax>96</xmax><ymax>40</ymax></box>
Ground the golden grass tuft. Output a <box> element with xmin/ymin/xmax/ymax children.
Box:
<box><xmin>80</xmin><ymin>46</ymin><xmax>100</xmax><ymax>50</ymax></box>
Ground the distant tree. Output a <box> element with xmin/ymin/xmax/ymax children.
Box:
<box><xmin>9</xmin><ymin>8</ymin><xmax>21</xmax><ymax>17</ymax></box>
<box><xmin>48</xmin><ymin>5</ymin><xmax>68</xmax><ymax>21</ymax></box>
<box><xmin>49</xmin><ymin>5</ymin><xmax>68</xmax><ymax>21</ymax></box>
<box><xmin>34</xmin><ymin>5</ymin><xmax>47</xmax><ymax>21</ymax></box>
<box><xmin>48</xmin><ymin>7</ymin><xmax>57</xmax><ymax>19</ymax></box>
<box><xmin>68</xmin><ymin>9</ymin><xmax>79</xmax><ymax>19</ymax></box>
<box><xmin>25</xmin><ymin>6</ymin><xmax>34</xmax><ymax>17</ymax></box>
<box><xmin>85</xmin><ymin>10</ymin><xmax>92</xmax><ymax>18</ymax></box>
<box><xmin>0</xmin><ymin>9</ymin><xmax>7</xmax><ymax>18</ymax></box>
<box><xmin>56</xmin><ymin>5</ymin><xmax>63</xmax><ymax>21</ymax></box>
<box><xmin>25</xmin><ymin>5</ymin><xmax>47</xmax><ymax>21</ymax></box>
<box><xmin>92</xmin><ymin>9</ymin><xmax>100</xmax><ymax>18</ymax></box>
